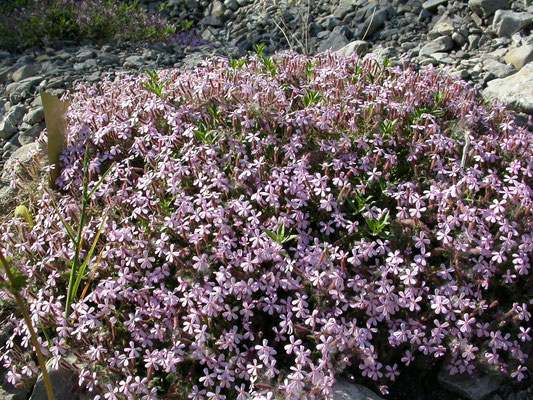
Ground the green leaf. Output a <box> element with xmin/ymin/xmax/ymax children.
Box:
<box><xmin>10</xmin><ymin>268</ymin><xmax>27</xmax><ymax>291</ymax></box>
<box><xmin>264</xmin><ymin>229</ymin><xmax>279</xmax><ymax>243</ymax></box>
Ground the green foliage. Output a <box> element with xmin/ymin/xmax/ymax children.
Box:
<box><xmin>141</xmin><ymin>69</ymin><xmax>168</xmax><ymax>99</ymax></box>
<box><xmin>264</xmin><ymin>223</ymin><xmax>298</xmax><ymax>245</ymax></box>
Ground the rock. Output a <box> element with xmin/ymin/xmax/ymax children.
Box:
<box><xmin>354</xmin><ymin>7</ymin><xmax>390</xmax><ymax>39</ymax></box>
<box><xmin>0</xmin><ymin>66</ymin><xmax>17</xmax><ymax>84</ymax></box>
<box><xmin>452</xmin><ymin>32</ymin><xmax>467</xmax><ymax>45</ymax></box>
<box><xmin>336</xmin><ymin>40</ymin><xmax>369</xmax><ymax>57</ymax></box>
<box><xmin>492</xmin><ymin>10</ymin><xmax>533</xmax><ymax>37</ymax></box>
<box><xmin>318</xmin><ymin>31</ymin><xmax>349</xmax><ymax>53</ymax></box>
<box><xmin>96</xmin><ymin>52</ymin><xmax>120</xmax><ymax>65</ymax></box>
<box><xmin>419</xmin><ymin>36</ymin><xmax>454</xmax><ymax>56</ymax></box>
<box><xmin>22</xmin><ymin>106</ymin><xmax>44</xmax><ymax>125</ymax></box>
<box><xmin>12</xmin><ymin>65</ymin><xmax>38</xmax><ymax>82</ymax></box>
<box><xmin>483</xmin><ymin>58</ymin><xmax>515</xmax><ymax>78</ymax></box>
<box><xmin>123</xmin><ymin>55</ymin><xmax>146</xmax><ymax>68</ymax></box>
<box><xmin>0</xmin><ymin>120</ymin><xmax>16</xmax><ymax>139</ymax></box>
<box><xmin>5</xmin><ymin>76</ymin><xmax>44</xmax><ymax>97</ymax></box>
<box><xmin>210</xmin><ymin>0</ymin><xmax>225</xmax><ymax>18</ymax></box>
<box><xmin>332</xmin><ymin>378</ymin><xmax>385</xmax><ymax>400</ymax></box>
<box><xmin>468</xmin><ymin>0</ymin><xmax>508</xmax><ymax>18</ymax></box>
<box><xmin>422</xmin><ymin>0</ymin><xmax>448</xmax><ymax>12</ymax></box>
<box><xmin>76</xmin><ymin>49</ymin><xmax>96</xmax><ymax>62</ymax></box>
<box><xmin>333</xmin><ymin>1</ymin><xmax>355</xmax><ymax>20</ymax></box>
<box><xmin>18</xmin><ymin>124</ymin><xmax>44</xmax><ymax>146</ymax></box>
<box><xmin>29</xmin><ymin>357</ymin><xmax>76</xmax><ymax>400</ymax></box>
<box><xmin>0</xmin><ymin>142</ymin><xmax>40</xmax><ymax>184</ymax></box>
<box><xmin>484</xmin><ymin>62</ymin><xmax>533</xmax><ymax>113</ymax></box>
<box><xmin>437</xmin><ymin>370</ymin><xmax>504</xmax><ymax>400</ymax></box>
<box><xmin>504</xmin><ymin>44</ymin><xmax>533</xmax><ymax>70</ymax></box>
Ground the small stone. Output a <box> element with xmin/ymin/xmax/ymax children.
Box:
<box><xmin>336</xmin><ymin>40</ymin><xmax>369</xmax><ymax>57</ymax></box>
<box><xmin>23</xmin><ymin>106</ymin><xmax>44</xmax><ymax>125</ymax></box>
<box><xmin>492</xmin><ymin>10</ymin><xmax>533</xmax><ymax>38</ymax></box>
<box><xmin>422</xmin><ymin>0</ymin><xmax>448</xmax><ymax>12</ymax></box>
<box><xmin>12</xmin><ymin>64</ymin><xmax>38</xmax><ymax>82</ymax></box>
<box><xmin>124</xmin><ymin>55</ymin><xmax>146</xmax><ymax>68</ymax></box>
<box><xmin>419</xmin><ymin>35</ymin><xmax>454</xmax><ymax>56</ymax></box>
<box><xmin>0</xmin><ymin>142</ymin><xmax>40</xmax><ymax>184</ymax></box>
<box><xmin>0</xmin><ymin>66</ymin><xmax>17</xmax><ymax>83</ymax></box>
<box><xmin>76</xmin><ymin>49</ymin><xmax>96</xmax><ymax>62</ymax></box>
<box><xmin>210</xmin><ymin>0</ymin><xmax>225</xmax><ymax>18</ymax></box>
<box><xmin>468</xmin><ymin>0</ymin><xmax>508</xmax><ymax>18</ymax></box>
<box><xmin>504</xmin><ymin>44</ymin><xmax>533</xmax><ymax>70</ymax></box>
<box><xmin>18</xmin><ymin>124</ymin><xmax>44</xmax><ymax>145</ymax></box>
<box><xmin>223</xmin><ymin>0</ymin><xmax>238</xmax><ymax>11</ymax></box>
<box><xmin>452</xmin><ymin>32</ymin><xmax>467</xmax><ymax>45</ymax></box>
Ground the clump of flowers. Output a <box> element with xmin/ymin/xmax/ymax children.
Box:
<box><xmin>0</xmin><ymin>50</ymin><xmax>532</xmax><ymax>399</ymax></box>
<box><xmin>0</xmin><ymin>0</ymin><xmax>177</xmax><ymax>52</ymax></box>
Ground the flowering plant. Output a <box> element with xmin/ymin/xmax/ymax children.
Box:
<box><xmin>0</xmin><ymin>51</ymin><xmax>532</xmax><ymax>399</ymax></box>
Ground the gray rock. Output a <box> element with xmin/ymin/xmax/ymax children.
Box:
<box><xmin>422</xmin><ymin>0</ymin><xmax>448</xmax><ymax>12</ymax></box>
<box><xmin>22</xmin><ymin>106</ymin><xmax>44</xmax><ymax>125</ymax></box>
<box><xmin>504</xmin><ymin>44</ymin><xmax>533</xmax><ymax>70</ymax></box>
<box><xmin>29</xmin><ymin>358</ymin><xmax>76</xmax><ymax>400</ymax></box>
<box><xmin>419</xmin><ymin>35</ymin><xmax>454</xmax><ymax>56</ymax></box>
<box><xmin>484</xmin><ymin>58</ymin><xmax>533</xmax><ymax>113</ymax></box>
<box><xmin>319</xmin><ymin>31</ymin><xmax>349</xmax><ymax>53</ymax></box>
<box><xmin>76</xmin><ymin>49</ymin><xmax>96</xmax><ymax>62</ymax></box>
<box><xmin>12</xmin><ymin>65</ymin><xmax>38</xmax><ymax>82</ymax></box>
<box><xmin>3</xmin><ymin>104</ymin><xmax>27</xmax><ymax>131</ymax></box>
<box><xmin>5</xmin><ymin>76</ymin><xmax>44</xmax><ymax>96</ymax></box>
<box><xmin>210</xmin><ymin>0</ymin><xmax>225</xmax><ymax>18</ymax></box>
<box><xmin>336</xmin><ymin>40</ymin><xmax>369</xmax><ymax>57</ymax></box>
<box><xmin>333</xmin><ymin>1</ymin><xmax>355</xmax><ymax>20</ymax></box>
<box><xmin>0</xmin><ymin>65</ymin><xmax>17</xmax><ymax>84</ymax></box>
<box><xmin>483</xmin><ymin>58</ymin><xmax>515</xmax><ymax>78</ymax></box>
<box><xmin>18</xmin><ymin>124</ymin><xmax>44</xmax><ymax>146</ymax></box>
<box><xmin>492</xmin><ymin>10</ymin><xmax>533</xmax><ymax>37</ymax></box>
<box><xmin>224</xmin><ymin>0</ymin><xmax>238</xmax><ymax>12</ymax></box>
<box><xmin>332</xmin><ymin>378</ymin><xmax>384</xmax><ymax>400</ymax></box>
<box><xmin>452</xmin><ymin>32</ymin><xmax>467</xmax><ymax>45</ymax></box>
<box><xmin>0</xmin><ymin>142</ymin><xmax>40</xmax><ymax>184</ymax></box>
<box><xmin>124</xmin><ymin>55</ymin><xmax>146</xmax><ymax>68</ymax></box>
<box><xmin>96</xmin><ymin>52</ymin><xmax>120</xmax><ymax>65</ymax></box>
<box><xmin>354</xmin><ymin>7</ymin><xmax>390</xmax><ymax>39</ymax></box>
<box><xmin>469</xmin><ymin>0</ymin><xmax>508</xmax><ymax>18</ymax></box>
<box><xmin>437</xmin><ymin>370</ymin><xmax>504</xmax><ymax>400</ymax></box>
<box><xmin>0</xmin><ymin>120</ymin><xmax>16</xmax><ymax>139</ymax></box>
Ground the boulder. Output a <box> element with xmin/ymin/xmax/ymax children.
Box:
<box><xmin>482</xmin><ymin>58</ymin><xmax>515</xmax><ymax>78</ymax></box>
<box><xmin>491</xmin><ymin>10</ymin><xmax>533</xmax><ymax>37</ymax></box>
<box><xmin>484</xmin><ymin>61</ymin><xmax>533</xmax><ymax>114</ymax></box>
<box><xmin>504</xmin><ymin>45</ymin><xmax>533</xmax><ymax>70</ymax></box>
<box><xmin>419</xmin><ymin>36</ymin><xmax>454</xmax><ymax>57</ymax></box>
<box><xmin>468</xmin><ymin>0</ymin><xmax>508</xmax><ymax>18</ymax></box>
<box><xmin>437</xmin><ymin>370</ymin><xmax>504</xmax><ymax>400</ymax></box>
<box><xmin>0</xmin><ymin>142</ymin><xmax>40</xmax><ymax>185</ymax></box>
<box><xmin>12</xmin><ymin>65</ymin><xmax>38</xmax><ymax>82</ymax></box>
<box><xmin>336</xmin><ymin>40</ymin><xmax>369</xmax><ymax>57</ymax></box>
<box><xmin>422</xmin><ymin>0</ymin><xmax>448</xmax><ymax>12</ymax></box>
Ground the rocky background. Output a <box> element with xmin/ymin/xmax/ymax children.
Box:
<box><xmin>0</xmin><ymin>0</ymin><xmax>532</xmax><ymax>399</ymax></box>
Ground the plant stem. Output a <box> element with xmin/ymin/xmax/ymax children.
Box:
<box><xmin>0</xmin><ymin>253</ymin><xmax>55</xmax><ymax>400</ymax></box>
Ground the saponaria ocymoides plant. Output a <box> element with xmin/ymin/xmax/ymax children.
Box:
<box><xmin>0</xmin><ymin>50</ymin><xmax>532</xmax><ymax>400</ymax></box>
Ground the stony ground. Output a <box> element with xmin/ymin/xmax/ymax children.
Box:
<box><xmin>0</xmin><ymin>0</ymin><xmax>532</xmax><ymax>399</ymax></box>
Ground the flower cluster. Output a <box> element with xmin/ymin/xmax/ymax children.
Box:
<box><xmin>0</xmin><ymin>0</ymin><xmax>177</xmax><ymax>52</ymax></box>
<box><xmin>0</xmin><ymin>51</ymin><xmax>532</xmax><ymax>399</ymax></box>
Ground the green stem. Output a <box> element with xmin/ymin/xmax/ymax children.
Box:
<box><xmin>0</xmin><ymin>253</ymin><xmax>55</xmax><ymax>400</ymax></box>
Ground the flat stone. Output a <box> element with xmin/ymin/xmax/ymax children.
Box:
<box><xmin>332</xmin><ymin>378</ymin><xmax>385</xmax><ymax>400</ymax></box>
<box><xmin>484</xmin><ymin>60</ymin><xmax>533</xmax><ymax>114</ymax></box>
<box><xmin>0</xmin><ymin>65</ymin><xmax>17</xmax><ymax>84</ymax></box>
<box><xmin>422</xmin><ymin>0</ymin><xmax>448</xmax><ymax>12</ymax></box>
<box><xmin>336</xmin><ymin>40</ymin><xmax>369</xmax><ymax>57</ymax></box>
<box><xmin>5</xmin><ymin>76</ymin><xmax>44</xmax><ymax>96</ymax></box>
<box><xmin>469</xmin><ymin>0</ymin><xmax>508</xmax><ymax>18</ymax></box>
<box><xmin>492</xmin><ymin>10</ymin><xmax>533</xmax><ymax>37</ymax></box>
<box><xmin>483</xmin><ymin>58</ymin><xmax>515</xmax><ymax>78</ymax></box>
<box><xmin>504</xmin><ymin>44</ymin><xmax>533</xmax><ymax>70</ymax></box>
<box><xmin>12</xmin><ymin>64</ymin><xmax>38</xmax><ymax>82</ymax></box>
<box><xmin>437</xmin><ymin>370</ymin><xmax>504</xmax><ymax>400</ymax></box>
<box><xmin>76</xmin><ymin>49</ymin><xmax>96</xmax><ymax>62</ymax></box>
<box><xmin>419</xmin><ymin>35</ymin><xmax>454</xmax><ymax>56</ymax></box>
<box><xmin>22</xmin><ymin>106</ymin><xmax>44</xmax><ymax>125</ymax></box>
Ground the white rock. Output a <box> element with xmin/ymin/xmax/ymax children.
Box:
<box><xmin>484</xmin><ymin>62</ymin><xmax>533</xmax><ymax>114</ymax></box>
<box><xmin>492</xmin><ymin>10</ymin><xmax>533</xmax><ymax>38</ymax></box>
<box><xmin>504</xmin><ymin>44</ymin><xmax>533</xmax><ymax>70</ymax></box>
